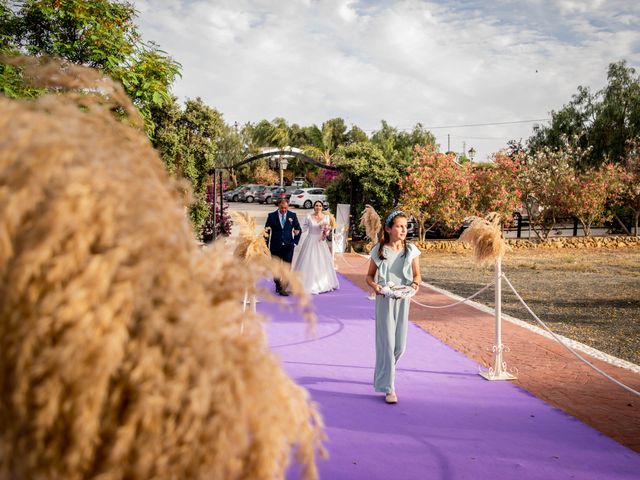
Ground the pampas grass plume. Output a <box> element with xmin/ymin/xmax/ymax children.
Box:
<box><xmin>0</xmin><ymin>57</ymin><xmax>324</xmax><ymax>480</ymax></box>
<box><xmin>458</xmin><ymin>213</ymin><xmax>508</xmax><ymax>266</ymax></box>
<box><xmin>326</xmin><ymin>211</ymin><xmax>337</xmax><ymax>231</ymax></box>
<box><xmin>359</xmin><ymin>205</ymin><xmax>382</xmax><ymax>249</ymax></box>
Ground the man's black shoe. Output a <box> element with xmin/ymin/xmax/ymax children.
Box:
<box><xmin>278</xmin><ymin>290</ymin><xmax>290</xmax><ymax>296</ymax></box>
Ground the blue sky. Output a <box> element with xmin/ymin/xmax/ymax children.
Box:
<box><xmin>133</xmin><ymin>0</ymin><xmax>640</xmax><ymax>161</ymax></box>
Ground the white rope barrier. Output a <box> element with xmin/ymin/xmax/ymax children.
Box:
<box><xmin>502</xmin><ymin>274</ymin><xmax>640</xmax><ymax>397</ymax></box>
<box><xmin>336</xmin><ymin>246</ymin><xmax>638</xmax><ymax>395</ymax></box>
<box><xmin>410</xmin><ymin>279</ymin><xmax>496</xmax><ymax>309</ymax></box>
<box><xmin>336</xmin><ymin>253</ymin><xmax>372</xmax><ymax>269</ymax></box>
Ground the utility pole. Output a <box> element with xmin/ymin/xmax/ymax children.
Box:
<box><xmin>447</xmin><ymin>134</ymin><xmax>450</xmax><ymax>152</ymax></box>
<box><xmin>462</xmin><ymin>141</ymin><xmax>466</xmax><ymax>160</ymax></box>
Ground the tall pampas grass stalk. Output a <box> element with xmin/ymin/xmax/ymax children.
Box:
<box><xmin>0</xmin><ymin>57</ymin><xmax>325</xmax><ymax>480</ymax></box>
<box><xmin>232</xmin><ymin>211</ymin><xmax>271</xmax><ymax>260</ymax></box>
<box><xmin>458</xmin><ymin>213</ymin><xmax>509</xmax><ymax>266</ymax></box>
<box><xmin>360</xmin><ymin>204</ymin><xmax>382</xmax><ymax>250</ymax></box>
<box><xmin>230</xmin><ymin>211</ymin><xmax>315</xmax><ymax>325</ymax></box>
<box><xmin>326</xmin><ymin>211</ymin><xmax>337</xmax><ymax>231</ymax></box>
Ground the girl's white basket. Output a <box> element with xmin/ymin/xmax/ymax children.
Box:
<box><xmin>379</xmin><ymin>282</ymin><xmax>416</xmax><ymax>299</ymax></box>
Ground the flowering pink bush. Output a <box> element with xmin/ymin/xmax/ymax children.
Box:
<box><xmin>565</xmin><ymin>163</ymin><xmax>621</xmax><ymax>236</ymax></box>
<box><xmin>202</xmin><ymin>184</ymin><xmax>232</xmax><ymax>241</ymax></box>
<box><xmin>314</xmin><ymin>169</ymin><xmax>340</xmax><ymax>188</ymax></box>
<box><xmin>469</xmin><ymin>152</ymin><xmax>523</xmax><ymax>225</ymax></box>
<box><xmin>399</xmin><ymin>145</ymin><xmax>471</xmax><ymax>241</ymax></box>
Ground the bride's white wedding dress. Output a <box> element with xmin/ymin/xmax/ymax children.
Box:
<box><xmin>292</xmin><ymin>214</ymin><xmax>340</xmax><ymax>294</ymax></box>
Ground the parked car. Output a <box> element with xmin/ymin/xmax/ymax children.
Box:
<box><xmin>289</xmin><ymin>188</ymin><xmax>327</xmax><ymax>209</ymax></box>
<box><xmin>223</xmin><ymin>186</ymin><xmax>244</xmax><ymax>202</ymax></box>
<box><xmin>291</xmin><ymin>176</ymin><xmax>306</xmax><ymax>187</ymax></box>
<box><xmin>238</xmin><ymin>184</ymin><xmax>263</xmax><ymax>203</ymax></box>
<box><xmin>270</xmin><ymin>186</ymin><xmax>298</xmax><ymax>205</ymax></box>
<box><xmin>406</xmin><ymin>218</ymin><xmax>417</xmax><ymax>239</ymax></box>
<box><xmin>256</xmin><ymin>185</ymin><xmax>281</xmax><ymax>204</ymax></box>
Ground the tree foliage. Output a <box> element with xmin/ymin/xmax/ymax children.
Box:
<box><xmin>528</xmin><ymin>61</ymin><xmax>640</xmax><ymax>168</ymax></box>
<box><xmin>564</xmin><ymin>163</ymin><xmax>620</xmax><ymax>236</ymax></box>
<box><xmin>252</xmin><ymin>162</ymin><xmax>279</xmax><ymax>185</ymax></box>
<box><xmin>301</xmin><ymin>117</ymin><xmax>348</xmax><ymax>165</ymax></box>
<box><xmin>612</xmin><ymin>139</ymin><xmax>640</xmax><ymax>235</ymax></box>
<box><xmin>399</xmin><ymin>145</ymin><xmax>471</xmax><ymax>241</ymax></box>
<box><xmin>2</xmin><ymin>0</ymin><xmax>181</xmax><ymax>134</ymax></box>
<box><xmin>517</xmin><ymin>140</ymin><xmax>586</xmax><ymax>240</ymax></box>
<box><xmin>469</xmin><ymin>152</ymin><xmax>522</xmax><ymax>224</ymax></box>
<box><xmin>326</xmin><ymin>142</ymin><xmax>398</xmax><ymax>219</ymax></box>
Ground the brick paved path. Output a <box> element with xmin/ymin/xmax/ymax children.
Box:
<box><xmin>335</xmin><ymin>253</ymin><xmax>640</xmax><ymax>452</ymax></box>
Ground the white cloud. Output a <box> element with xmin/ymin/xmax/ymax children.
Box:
<box><xmin>133</xmin><ymin>0</ymin><xmax>640</xmax><ymax>161</ymax></box>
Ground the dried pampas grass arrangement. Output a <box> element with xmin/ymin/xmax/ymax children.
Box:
<box><xmin>326</xmin><ymin>211</ymin><xmax>337</xmax><ymax>231</ymax></box>
<box><xmin>0</xmin><ymin>57</ymin><xmax>324</xmax><ymax>480</ymax></box>
<box><xmin>230</xmin><ymin>211</ymin><xmax>314</xmax><ymax>323</ymax></box>
<box><xmin>360</xmin><ymin>204</ymin><xmax>382</xmax><ymax>249</ymax></box>
<box><xmin>458</xmin><ymin>213</ymin><xmax>509</xmax><ymax>266</ymax></box>
<box><xmin>232</xmin><ymin>211</ymin><xmax>271</xmax><ymax>260</ymax></box>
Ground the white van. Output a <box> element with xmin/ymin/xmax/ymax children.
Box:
<box><xmin>291</xmin><ymin>177</ymin><xmax>306</xmax><ymax>187</ymax></box>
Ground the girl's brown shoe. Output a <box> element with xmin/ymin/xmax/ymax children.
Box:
<box><xmin>385</xmin><ymin>392</ymin><xmax>398</xmax><ymax>404</ymax></box>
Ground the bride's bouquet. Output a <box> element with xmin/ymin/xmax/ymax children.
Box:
<box><xmin>320</xmin><ymin>224</ymin><xmax>332</xmax><ymax>241</ymax></box>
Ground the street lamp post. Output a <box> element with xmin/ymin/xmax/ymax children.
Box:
<box><xmin>279</xmin><ymin>157</ymin><xmax>288</xmax><ymax>187</ymax></box>
<box><xmin>468</xmin><ymin>147</ymin><xmax>476</xmax><ymax>161</ymax></box>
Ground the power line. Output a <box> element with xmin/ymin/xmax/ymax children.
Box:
<box><xmin>449</xmin><ymin>134</ymin><xmax>507</xmax><ymax>140</ymax></box>
<box><xmin>363</xmin><ymin>118</ymin><xmax>550</xmax><ymax>132</ymax></box>
<box><xmin>421</xmin><ymin>118</ymin><xmax>550</xmax><ymax>130</ymax></box>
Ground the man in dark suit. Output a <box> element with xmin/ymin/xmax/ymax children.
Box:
<box><xmin>265</xmin><ymin>198</ymin><xmax>302</xmax><ymax>296</ymax></box>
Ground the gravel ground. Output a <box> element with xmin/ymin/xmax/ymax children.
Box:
<box><xmin>419</xmin><ymin>247</ymin><xmax>640</xmax><ymax>365</ymax></box>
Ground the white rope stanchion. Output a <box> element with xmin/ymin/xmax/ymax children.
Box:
<box><xmin>241</xmin><ymin>289</ymin><xmax>248</xmax><ymax>334</ymax></box>
<box><xmin>241</xmin><ymin>289</ymin><xmax>258</xmax><ymax>334</ymax></box>
<box><xmin>502</xmin><ymin>274</ymin><xmax>640</xmax><ymax>397</ymax></box>
<box><xmin>480</xmin><ymin>258</ymin><xmax>516</xmax><ymax>381</ymax></box>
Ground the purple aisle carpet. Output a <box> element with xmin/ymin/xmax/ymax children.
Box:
<box><xmin>259</xmin><ymin>274</ymin><xmax>639</xmax><ymax>480</ymax></box>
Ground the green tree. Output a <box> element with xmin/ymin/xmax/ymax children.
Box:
<box><xmin>215</xmin><ymin>122</ymin><xmax>248</xmax><ymax>187</ymax></box>
<box><xmin>345</xmin><ymin>125</ymin><xmax>369</xmax><ymax>144</ymax></box>
<box><xmin>326</xmin><ymin>142</ymin><xmax>398</xmax><ymax>221</ymax></box>
<box><xmin>302</xmin><ymin>117</ymin><xmax>349</xmax><ymax>165</ymax></box>
<box><xmin>528</xmin><ymin>61</ymin><xmax>640</xmax><ymax>168</ymax></box>
<box><xmin>177</xmin><ymin>98</ymin><xmax>224</xmax><ymax>189</ymax></box>
<box><xmin>371</xmin><ymin>121</ymin><xmax>436</xmax><ymax>203</ymax></box>
<box><xmin>251</xmin><ymin>117</ymin><xmax>290</xmax><ymax>148</ymax></box>
<box><xmin>165</xmin><ymin>98</ymin><xmax>224</xmax><ymax>236</ymax></box>
<box><xmin>371</xmin><ymin>121</ymin><xmax>436</xmax><ymax>168</ymax></box>
<box><xmin>2</xmin><ymin>0</ymin><xmax>180</xmax><ymax>134</ymax></box>
<box><xmin>0</xmin><ymin>0</ymin><xmax>42</xmax><ymax>98</ymax></box>
<box><xmin>591</xmin><ymin>62</ymin><xmax>640</xmax><ymax>166</ymax></box>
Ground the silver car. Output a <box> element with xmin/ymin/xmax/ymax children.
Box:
<box><xmin>238</xmin><ymin>184</ymin><xmax>264</xmax><ymax>203</ymax></box>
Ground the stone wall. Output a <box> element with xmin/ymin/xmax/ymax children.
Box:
<box><xmin>414</xmin><ymin>236</ymin><xmax>640</xmax><ymax>252</ymax></box>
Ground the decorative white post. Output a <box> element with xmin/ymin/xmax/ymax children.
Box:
<box><xmin>331</xmin><ymin>228</ymin><xmax>336</xmax><ymax>269</ymax></box>
<box><xmin>240</xmin><ymin>291</ymin><xmax>256</xmax><ymax>333</ymax></box>
<box><xmin>480</xmin><ymin>257</ymin><xmax>516</xmax><ymax>381</ymax></box>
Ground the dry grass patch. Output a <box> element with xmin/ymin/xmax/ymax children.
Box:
<box><xmin>419</xmin><ymin>247</ymin><xmax>640</xmax><ymax>365</ymax></box>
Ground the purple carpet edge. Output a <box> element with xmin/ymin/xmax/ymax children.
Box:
<box><xmin>259</xmin><ymin>273</ymin><xmax>639</xmax><ymax>480</ymax></box>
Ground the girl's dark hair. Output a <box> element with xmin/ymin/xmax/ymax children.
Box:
<box><xmin>313</xmin><ymin>200</ymin><xmax>324</xmax><ymax>208</ymax></box>
<box><xmin>377</xmin><ymin>212</ymin><xmax>409</xmax><ymax>260</ymax></box>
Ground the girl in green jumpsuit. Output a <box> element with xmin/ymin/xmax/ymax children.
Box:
<box><xmin>366</xmin><ymin>211</ymin><xmax>421</xmax><ymax>404</ymax></box>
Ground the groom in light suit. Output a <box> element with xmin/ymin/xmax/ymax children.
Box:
<box><xmin>265</xmin><ymin>198</ymin><xmax>302</xmax><ymax>296</ymax></box>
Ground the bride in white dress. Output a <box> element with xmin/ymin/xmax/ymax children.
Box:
<box><xmin>292</xmin><ymin>201</ymin><xmax>340</xmax><ymax>294</ymax></box>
